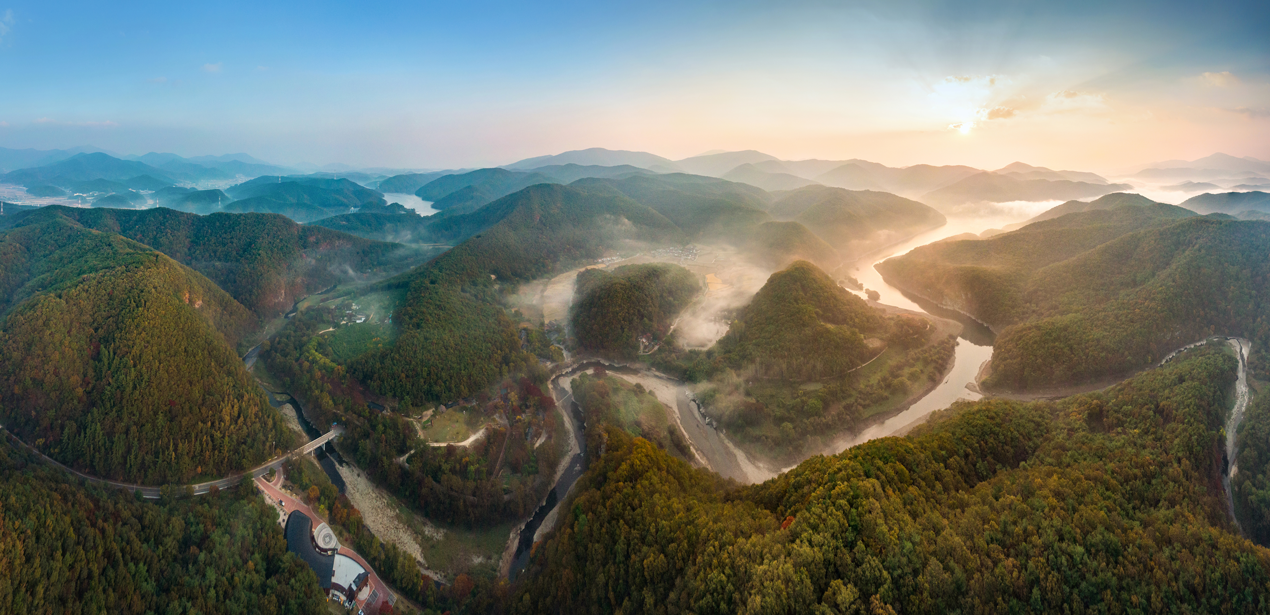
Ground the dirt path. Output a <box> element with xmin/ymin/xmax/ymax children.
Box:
<box><xmin>427</xmin><ymin>427</ymin><xmax>486</xmax><ymax>447</ymax></box>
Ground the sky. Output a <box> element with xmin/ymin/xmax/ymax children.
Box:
<box><xmin>0</xmin><ymin>0</ymin><xmax>1267</xmax><ymax>172</ymax></box>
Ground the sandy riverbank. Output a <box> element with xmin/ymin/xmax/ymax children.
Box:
<box><xmin>334</xmin><ymin>462</ymin><xmax>447</xmax><ymax>582</ymax></box>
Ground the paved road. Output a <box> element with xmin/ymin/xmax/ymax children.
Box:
<box><xmin>1</xmin><ymin>425</ymin><xmax>342</xmax><ymax>499</ymax></box>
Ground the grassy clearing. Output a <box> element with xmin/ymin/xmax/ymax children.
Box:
<box><xmin>326</xmin><ymin>322</ymin><xmax>397</xmax><ymax>364</ymax></box>
<box><xmin>419</xmin><ymin>409</ymin><xmax>482</xmax><ymax>443</ymax></box>
<box><xmin>391</xmin><ymin>501</ymin><xmax>515</xmax><ymax>579</ymax></box>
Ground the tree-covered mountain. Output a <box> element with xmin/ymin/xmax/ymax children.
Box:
<box><xmin>0</xmin><ymin>205</ymin><xmax>409</xmax><ymax>318</ymax></box>
<box><xmin>1024</xmin><ymin>191</ymin><xmax>1165</xmax><ymax>224</ymax></box>
<box><xmin>505</xmin><ymin>147</ymin><xmax>676</xmax><ymax>171</ymax></box>
<box><xmin>714</xmin><ymin>260</ymin><xmax>884</xmax><ymax>379</ymax></box>
<box><xmin>1181</xmin><ymin>191</ymin><xmax>1270</xmax><ymax>215</ymax></box>
<box><xmin>92</xmin><ymin>192</ymin><xmax>145</xmax><ymax>208</ymax></box>
<box><xmin>814</xmin><ymin>161</ymin><xmax>981</xmax><ymax>197</ymax></box>
<box><xmin>994</xmin><ymin>161</ymin><xmax>1110</xmax><ymax>184</ymax></box>
<box><xmin>879</xmin><ymin>204</ymin><xmax>1270</xmax><ymax>390</ymax></box>
<box><xmin>0</xmin><ymin>439</ymin><xmax>326</xmax><ymax>614</ymax></box>
<box><xmin>0</xmin><ymin>215</ymin><xmax>292</xmax><ymax>483</ymax></box>
<box><xmin>920</xmin><ymin>171</ymin><xmax>1132</xmax><ymax>208</ymax></box>
<box><xmin>0</xmin><ymin>152</ymin><xmax>176</xmax><ymax>189</ymax></box>
<box><xmin>200</xmin><ymin>176</ymin><xmax>390</xmax><ymax>222</ymax></box>
<box><xmin>767</xmin><ymin>185</ymin><xmax>946</xmax><ymax>257</ymax></box>
<box><xmin>570</xmin><ymin>263</ymin><xmax>701</xmax><ymax>359</ymax></box>
<box><xmin>722</xmin><ymin>162</ymin><xmax>820</xmax><ymax>191</ymax></box>
<box><xmin>376</xmin><ymin>170</ymin><xmax>454</xmax><ymax>194</ymax></box>
<box><xmin>352</xmin><ymin>183</ymin><xmax>684</xmax><ymax>403</ymax></box>
<box><xmin>514</xmin><ymin>345</ymin><xmax>1269</xmax><ymax>613</ymax></box>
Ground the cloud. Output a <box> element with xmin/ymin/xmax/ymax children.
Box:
<box><xmin>1041</xmin><ymin>90</ymin><xmax>1105</xmax><ymax>113</ymax></box>
<box><xmin>1230</xmin><ymin>107</ymin><xmax>1270</xmax><ymax>119</ymax></box>
<box><xmin>0</xmin><ymin>9</ymin><xmax>13</xmax><ymax>43</ymax></box>
<box><xmin>985</xmin><ymin>106</ymin><xmax>1016</xmax><ymax>120</ymax></box>
<box><xmin>0</xmin><ymin>121</ymin><xmax>9</xmax><ymax>127</ymax></box>
<box><xmin>32</xmin><ymin>117</ymin><xmax>119</xmax><ymax>127</ymax></box>
<box><xmin>1201</xmin><ymin>71</ymin><xmax>1240</xmax><ymax>87</ymax></box>
<box><xmin>202</xmin><ymin>62</ymin><xmax>223</xmax><ymax>73</ymax></box>
<box><xmin>148</xmin><ymin>76</ymin><xmax>168</xmax><ymax>83</ymax></box>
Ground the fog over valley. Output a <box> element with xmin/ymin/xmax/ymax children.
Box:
<box><xmin>1</xmin><ymin>1</ymin><xmax>1269</xmax><ymax>613</ymax></box>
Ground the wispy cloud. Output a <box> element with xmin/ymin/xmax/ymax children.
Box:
<box><xmin>1230</xmin><ymin>107</ymin><xmax>1270</xmax><ymax>119</ymax></box>
<box><xmin>148</xmin><ymin>76</ymin><xmax>168</xmax><ymax>83</ymax></box>
<box><xmin>0</xmin><ymin>9</ymin><xmax>15</xmax><ymax>44</ymax></box>
<box><xmin>202</xmin><ymin>62</ymin><xmax>223</xmax><ymax>73</ymax></box>
<box><xmin>1201</xmin><ymin>71</ymin><xmax>1240</xmax><ymax>87</ymax></box>
<box><xmin>985</xmin><ymin>106</ymin><xmax>1016</xmax><ymax>120</ymax></box>
<box><xmin>33</xmin><ymin>117</ymin><xmax>119</xmax><ymax>127</ymax></box>
<box><xmin>0</xmin><ymin>121</ymin><xmax>9</xmax><ymax>128</ymax></box>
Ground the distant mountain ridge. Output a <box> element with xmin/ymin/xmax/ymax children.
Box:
<box><xmin>505</xmin><ymin>147</ymin><xmax>677</xmax><ymax>171</ymax></box>
<box><xmin>921</xmin><ymin>171</ymin><xmax>1132</xmax><ymax>208</ymax></box>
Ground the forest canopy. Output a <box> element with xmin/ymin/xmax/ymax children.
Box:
<box><xmin>513</xmin><ymin>345</ymin><xmax>1269</xmax><ymax>614</ymax></box>
<box><xmin>570</xmin><ymin>263</ymin><xmax>701</xmax><ymax>359</ymax></box>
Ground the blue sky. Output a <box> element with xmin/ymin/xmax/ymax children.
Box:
<box><xmin>0</xmin><ymin>0</ymin><xmax>1267</xmax><ymax>170</ymax></box>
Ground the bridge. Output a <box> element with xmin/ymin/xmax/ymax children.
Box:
<box><xmin>0</xmin><ymin>425</ymin><xmax>343</xmax><ymax>499</ymax></box>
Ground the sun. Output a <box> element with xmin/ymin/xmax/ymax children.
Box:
<box><xmin>958</xmin><ymin>122</ymin><xmax>974</xmax><ymax>135</ymax></box>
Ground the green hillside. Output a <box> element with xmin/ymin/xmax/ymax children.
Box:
<box><xmin>570</xmin><ymin>263</ymin><xmax>701</xmax><ymax>359</ymax></box>
<box><xmin>0</xmin><ymin>439</ymin><xmax>325</xmax><ymax>613</ymax></box>
<box><xmin>878</xmin><ymin>205</ymin><xmax>1270</xmax><ymax>389</ymax></box>
<box><xmin>574</xmin><ymin>173</ymin><xmax>771</xmax><ymax>240</ymax></box>
<box><xmin>769</xmin><ymin>185</ymin><xmax>946</xmax><ymax>256</ymax></box>
<box><xmin>415</xmin><ymin>167</ymin><xmax>553</xmax><ymax>203</ymax></box>
<box><xmin>1181</xmin><ymin>191</ymin><xmax>1270</xmax><ymax>215</ymax></box>
<box><xmin>921</xmin><ymin>171</ymin><xmax>1131</xmax><ymax>207</ymax></box>
<box><xmin>352</xmin><ymin>183</ymin><xmax>683</xmax><ymax>403</ymax></box>
<box><xmin>91</xmin><ymin>192</ymin><xmax>144</xmax><ymax>208</ymax></box>
<box><xmin>1026</xmin><ymin>192</ymin><xmax>1170</xmax><ymax>224</ymax></box>
<box><xmin>747</xmin><ymin>220</ymin><xmax>840</xmax><ymax>269</ymax></box>
<box><xmin>0</xmin><ymin>152</ymin><xmax>176</xmax><ymax>188</ymax></box>
<box><xmin>515</xmin><ymin>346</ymin><xmax>1269</xmax><ymax>613</ymax></box>
<box><xmin>0</xmin><ymin>216</ymin><xmax>292</xmax><ymax>483</ymax></box>
<box><xmin>3</xmin><ymin>205</ymin><xmax>406</xmax><ymax>318</ymax></box>
<box><xmin>220</xmin><ymin>176</ymin><xmax>388</xmax><ymax>222</ymax></box>
<box><xmin>877</xmin><ymin>204</ymin><xmax>1195</xmax><ymax>326</ymax></box>
<box><xmin>376</xmin><ymin>170</ymin><xmax>452</xmax><ymax>194</ymax></box>
<box><xmin>714</xmin><ymin>260</ymin><xmax>883</xmax><ymax>379</ymax></box>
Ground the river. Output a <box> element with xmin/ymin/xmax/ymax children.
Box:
<box><xmin>382</xmin><ymin>193</ymin><xmax>437</xmax><ymax>216</ymax></box>
<box><xmin>505</xmin><ymin>214</ymin><xmax>1033</xmax><ymax>578</ymax></box>
<box><xmin>243</xmin><ymin>345</ymin><xmax>349</xmax><ymax>494</ymax></box>
<box><xmin>1222</xmin><ymin>338</ymin><xmax>1251</xmax><ymax>534</ymax></box>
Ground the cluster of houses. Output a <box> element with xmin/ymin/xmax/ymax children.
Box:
<box><xmin>648</xmin><ymin>245</ymin><xmax>700</xmax><ymax>261</ymax></box>
<box><xmin>339</xmin><ymin>302</ymin><xmax>370</xmax><ymax>325</ymax></box>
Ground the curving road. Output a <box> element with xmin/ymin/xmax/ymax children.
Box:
<box><xmin>0</xmin><ymin>424</ymin><xmax>342</xmax><ymax>499</ymax></box>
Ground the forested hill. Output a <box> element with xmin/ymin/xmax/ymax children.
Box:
<box><xmin>514</xmin><ymin>345</ymin><xmax>1270</xmax><ymax>613</ymax></box>
<box><xmin>1025</xmin><ymin>191</ymin><xmax>1172</xmax><ymax>224</ymax></box>
<box><xmin>876</xmin><ymin>204</ymin><xmax>1195</xmax><ymax>326</ymax></box>
<box><xmin>570</xmin><ymin>263</ymin><xmax>701</xmax><ymax>359</ymax></box>
<box><xmin>1</xmin><ymin>205</ymin><xmax>407</xmax><ymax>318</ymax></box>
<box><xmin>0</xmin><ymin>216</ymin><xmax>292</xmax><ymax>483</ymax></box>
<box><xmin>0</xmin><ymin>437</ymin><xmax>326</xmax><ymax>613</ymax></box>
<box><xmin>714</xmin><ymin>260</ymin><xmax>885</xmax><ymax>379</ymax></box>
<box><xmin>767</xmin><ymin>185</ymin><xmax>947</xmax><ymax>257</ymax></box>
<box><xmin>878</xmin><ymin>204</ymin><xmax>1270</xmax><ymax>390</ymax></box>
<box><xmin>351</xmin><ymin>183</ymin><xmax>684</xmax><ymax>403</ymax></box>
